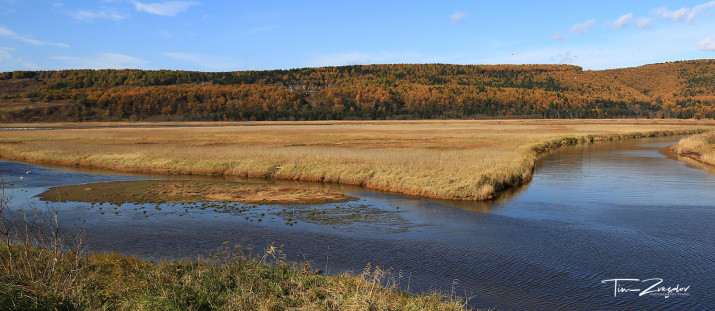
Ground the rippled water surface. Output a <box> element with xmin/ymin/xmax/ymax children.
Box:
<box><xmin>1</xmin><ymin>137</ymin><xmax>713</xmax><ymax>310</ymax></box>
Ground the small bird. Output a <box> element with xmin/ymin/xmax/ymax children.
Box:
<box><xmin>26</xmin><ymin>171</ymin><xmax>31</xmax><ymax>174</ymax></box>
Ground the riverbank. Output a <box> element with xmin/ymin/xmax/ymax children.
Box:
<box><xmin>672</xmin><ymin>132</ymin><xmax>715</xmax><ymax>167</ymax></box>
<box><xmin>3</xmin><ymin>134</ymin><xmax>714</xmax><ymax>310</ymax></box>
<box><xmin>0</xmin><ymin>244</ymin><xmax>468</xmax><ymax>310</ymax></box>
<box><xmin>1</xmin><ymin>119</ymin><xmax>712</xmax><ymax>201</ymax></box>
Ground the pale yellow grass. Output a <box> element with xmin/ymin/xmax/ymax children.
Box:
<box><xmin>673</xmin><ymin>132</ymin><xmax>715</xmax><ymax>166</ymax></box>
<box><xmin>1</xmin><ymin>119</ymin><xmax>712</xmax><ymax>200</ymax></box>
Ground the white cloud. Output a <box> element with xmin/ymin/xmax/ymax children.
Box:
<box><xmin>0</xmin><ymin>48</ymin><xmax>10</xmax><ymax>61</ymax></box>
<box><xmin>450</xmin><ymin>11</ymin><xmax>468</xmax><ymax>24</ymax></box>
<box><xmin>52</xmin><ymin>53</ymin><xmax>149</xmax><ymax>69</ymax></box>
<box><xmin>689</xmin><ymin>1</ymin><xmax>715</xmax><ymax>22</ymax></box>
<box><xmin>607</xmin><ymin>13</ymin><xmax>633</xmax><ymax>29</ymax></box>
<box><xmin>636</xmin><ymin>18</ymin><xmax>652</xmax><ymax>28</ymax></box>
<box><xmin>0</xmin><ymin>47</ymin><xmax>41</xmax><ymax>71</ymax></box>
<box><xmin>698</xmin><ymin>36</ymin><xmax>715</xmax><ymax>51</ymax></box>
<box><xmin>154</xmin><ymin>30</ymin><xmax>174</xmax><ymax>38</ymax></box>
<box><xmin>655</xmin><ymin>2</ymin><xmax>715</xmax><ymax>23</ymax></box>
<box><xmin>69</xmin><ymin>9</ymin><xmax>126</xmax><ymax>21</ymax></box>
<box><xmin>164</xmin><ymin>52</ymin><xmax>239</xmax><ymax>71</ymax></box>
<box><xmin>550</xmin><ymin>32</ymin><xmax>565</xmax><ymax>41</ymax></box>
<box><xmin>0</xmin><ymin>25</ymin><xmax>69</xmax><ymax>48</ymax></box>
<box><xmin>655</xmin><ymin>7</ymin><xmax>688</xmax><ymax>22</ymax></box>
<box><xmin>570</xmin><ymin>19</ymin><xmax>595</xmax><ymax>35</ymax></box>
<box><xmin>130</xmin><ymin>0</ymin><xmax>199</xmax><ymax>16</ymax></box>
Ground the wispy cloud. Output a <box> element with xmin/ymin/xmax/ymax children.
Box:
<box><xmin>570</xmin><ymin>19</ymin><xmax>595</xmax><ymax>35</ymax></box>
<box><xmin>698</xmin><ymin>36</ymin><xmax>715</xmax><ymax>51</ymax></box>
<box><xmin>636</xmin><ymin>18</ymin><xmax>652</xmax><ymax>29</ymax></box>
<box><xmin>69</xmin><ymin>9</ymin><xmax>127</xmax><ymax>21</ymax></box>
<box><xmin>130</xmin><ymin>0</ymin><xmax>199</xmax><ymax>16</ymax></box>
<box><xmin>0</xmin><ymin>47</ymin><xmax>10</xmax><ymax>61</ymax></box>
<box><xmin>309</xmin><ymin>51</ymin><xmax>426</xmax><ymax>67</ymax></box>
<box><xmin>52</xmin><ymin>53</ymin><xmax>149</xmax><ymax>69</ymax></box>
<box><xmin>689</xmin><ymin>1</ymin><xmax>715</xmax><ymax>22</ymax></box>
<box><xmin>655</xmin><ymin>1</ymin><xmax>715</xmax><ymax>23</ymax></box>
<box><xmin>0</xmin><ymin>25</ymin><xmax>69</xmax><ymax>48</ymax></box>
<box><xmin>165</xmin><ymin>52</ymin><xmax>239</xmax><ymax>71</ymax></box>
<box><xmin>154</xmin><ymin>30</ymin><xmax>174</xmax><ymax>38</ymax></box>
<box><xmin>450</xmin><ymin>11</ymin><xmax>468</xmax><ymax>24</ymax></box>
<box><xmin>0</xmin><ymin>47</ymin><xmax>41</xmax><ymax>71</ymax></box>
<box><xmin>655</xmin><ymin>7</ymin><xmax>689</xmax><ymax>22</ymax></box>
<box><xmin>550</xmin><ymin>32</ymin><xmax>565</xmax><ymax>41</ymax></box>
<box><xmin>607</xmin><ymin>13</ymin><xmax>633</xmax><ymax>29</ymax></box>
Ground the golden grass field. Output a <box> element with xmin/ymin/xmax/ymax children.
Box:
<box><xmin>673</xmin><ymin>132</ymin><xmax>715</xmax><ymax>166</ymax></box>
<box><xmin>1</xmin><ymin>119</ymin><xmax>713</xmax><ymax>200</ymax></box>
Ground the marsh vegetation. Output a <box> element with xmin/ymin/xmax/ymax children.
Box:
<box><xmin>672</xmin><ymin>132</ymin><xmax>715</xmax><ymax>166</ymax></box>
<box><xmin>0</xmin><ymin>182</ymin><xmax>468</xmax><ymax>310</ymax></box>
<box><xmin>38</xmin><ymin>180</ymin><xmax>351</xmax><ymax>205</ymax></box>
<box><xmin>1</xmin><ymin>119</ymin><xmax>711</xmax><ymax>201</ymax></box>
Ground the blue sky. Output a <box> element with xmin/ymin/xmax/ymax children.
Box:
<box><xmin>0</xmin><ymin>0</ymin><xmax>714</xmax><ymax>72</ymax></box>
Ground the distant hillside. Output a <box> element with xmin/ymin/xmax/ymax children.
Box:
<box><xmin>1</xmin><ymin>60</ymin><xmax>713</xmax><ymax>122</ymax></box>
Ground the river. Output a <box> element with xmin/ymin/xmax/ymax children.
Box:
<box><xmin>1</xmin><ymin>137</ymin><xmax>713</xmax><ymax>310</ymax></box>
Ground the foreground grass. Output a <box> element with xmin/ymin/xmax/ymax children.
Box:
<box><xmin>1</xmin><ymin>119</ymin><xmax>713</xmax><ymax>200</ymax></box>
<box><xmin>0</xmin><ymin>244</ymin><xmax>469</xmax><ymax>310</ymax></box>
<box><xmin>672</xmin><ymin>132</ymin><xmax>715</xmax><ymax>166</ymax></box>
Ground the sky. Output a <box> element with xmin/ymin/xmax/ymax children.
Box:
<box><xmin>0</xmin><ymin>0</ymin><xmax>714</xmax><ymax>72</ymax></box>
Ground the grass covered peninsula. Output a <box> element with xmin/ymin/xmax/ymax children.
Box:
<box><xmin>1</xmin><ymin>119</ymin><xmax>712</xmax><ymax>201</ymax></box>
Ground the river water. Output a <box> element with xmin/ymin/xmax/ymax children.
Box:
<box><xmin>1</xmin><ymin>137</ymin><xmax>713</xmax><ymax>310</ymax></box>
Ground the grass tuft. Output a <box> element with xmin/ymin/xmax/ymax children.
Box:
<box><xmin>672</xmin><ymin>132</ymin><xmax>715</xmax><ymax>166</ymax></box>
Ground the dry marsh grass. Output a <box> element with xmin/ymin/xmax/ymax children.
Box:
<box><xmin>1</xmin><ymin>119</ymin><xmax>712</xmax><ymax>200</ymax></box>
<box><xmin>38</xmin><ymin>180</ymin><xmax>351</xmax><ymax>205</ymax></box>
<box><xmin>673</xmin><ymin>132</ymin><xmax>715</xmax><ymax>166</ymax></box>
<box><xmin>2</xmin><ymin>243</ymin><xmax>471</xmax><ymax>310</ymax></box>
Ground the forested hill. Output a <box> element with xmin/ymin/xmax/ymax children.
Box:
<box><xmin>1</xmin><ymin>60</ymin><xmax>713</xmax><ymax>122</ymax></box>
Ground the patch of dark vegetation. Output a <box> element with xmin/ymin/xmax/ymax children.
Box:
<box><xmin>38</xmin><ymin>179</ymin><xmax>353</xmax><ymax>205</ymax></box>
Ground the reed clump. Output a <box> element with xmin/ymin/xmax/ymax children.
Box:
<box><xmin>0</xmin><ymin>119</ymin><xmax>712</xmax><ymax>201</ymax></box>
<box><xmin>672</xmin><ymin>132</ymin><xmax>715</xmax><ymax>166</ymax></box>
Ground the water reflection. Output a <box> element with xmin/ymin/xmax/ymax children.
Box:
<box><xmin>1</xmin><ymin>136</ymin><xmax>713</xmax><ymax>310</ymax></box>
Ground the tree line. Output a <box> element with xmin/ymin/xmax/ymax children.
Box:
<box><xmin>1</xmin><ymin>60</ymin><xmax>713</xmax><ymax>122</ymax></box>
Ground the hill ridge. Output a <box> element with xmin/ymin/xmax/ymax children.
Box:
<box><xmin>1</xmin><ymin>60</ymin><xmax>713</xmax><ymax>121</ymax></box>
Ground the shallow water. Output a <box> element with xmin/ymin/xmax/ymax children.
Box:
<box><xmin>1</xmin><ymin>137</ymin><xmax>713</xmax><ymax>310</ymax></box>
